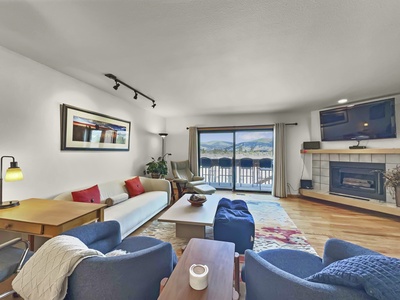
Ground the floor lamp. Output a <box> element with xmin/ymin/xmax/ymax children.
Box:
<box><xmin>159</xmin><ymin>133</ymin><xmax>168</xmax><ymax>157</ymax></box>
<box><xmin>0</xmin><ymin>156</ymin><xmax>24</xmax><ymax>209</ymax></box>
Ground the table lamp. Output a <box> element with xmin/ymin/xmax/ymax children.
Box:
<box><xmin>0</xmin><ymin>155</ymin><xmax>24</xmax><ymax>209</ymax></box>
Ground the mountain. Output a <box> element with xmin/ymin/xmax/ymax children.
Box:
<box><xmin>200</xmin><ymin>138</ymin><xmax>273</xmax><ymax>152</ymax></box>
<box><xmin>232</xmin><ymin>138</ymin><xmax>273</xmax><ymax>151</ymax></box>
<box><xmin>200</xmin><ymin>140</ymin><xmax>233</xmax><ymax>151</ymax></box>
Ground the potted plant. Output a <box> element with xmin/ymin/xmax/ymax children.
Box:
<box><xmin>145</xmin><ymin>154</ymin><xmax>169</xmax><ymax>179</ymax></box>
<box><xmin>382</xmin><ymin>165</ymin><xmax>400</xmax><ymax>207</ymax></box>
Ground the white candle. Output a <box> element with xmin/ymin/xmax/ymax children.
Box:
<box><xmin>189</xmin><ymin>264</ymin><xmax>209</xmax><ymax>290</ymax></box>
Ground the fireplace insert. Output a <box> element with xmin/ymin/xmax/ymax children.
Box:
<box><xmin>330</xmin><ymin>161</ymin><xmax>385</xmax><ymax>201</ymax></box>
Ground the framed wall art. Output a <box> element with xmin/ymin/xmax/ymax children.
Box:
<box><xmin>61</xmin><ymin>104</ymin><xmax>131</xmax><ymax>151</ymax></box>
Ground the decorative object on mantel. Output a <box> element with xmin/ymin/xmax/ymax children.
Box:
<box><xmin>60</xmin><ymin>104</ymin><xmax>131</xmax><ymax>151</ymax></box>
<box><xmin>349</xmin><ymin>140</ymin><xmax>367</xmax><ymax>150</ymax></box>
<box><xmin>382</xmin><ymin>165</ymin><xmax>400</xmax><ymax>207</ymax></box>
<box><xmin>145</xmin><ymin>153</ymin><xmax>171</xmax><ymax>179</ymax></box>
<box><xmin>0</xmin><ymin>155</ymin><xmax>23</xmax><ymax>209</ymax></box>
<box><xmin>104</xmin><ymin>73</ymin><xmax>157</xmax><ymax>108</ymax></box>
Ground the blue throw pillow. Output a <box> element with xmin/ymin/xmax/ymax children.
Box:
<box><xmin>306</xmin><ymin>255</ymin><xmax>400</xmax><ymax>300</ymax></box>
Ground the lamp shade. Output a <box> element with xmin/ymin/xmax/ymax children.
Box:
<box><xmin>5</xmin><ymin>166</ymin><xmax>23</xmax><ymax>182</ymax></box>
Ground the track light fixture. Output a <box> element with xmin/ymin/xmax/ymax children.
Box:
<box><xmin>105</xmin><ymin>73</ymin><xmax>157</xmax><ymax>109</ymax></box>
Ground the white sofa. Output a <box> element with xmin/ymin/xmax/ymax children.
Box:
<box><xmin>54</xmin><ymin>176</ymin><xmax>171</xmax><ymax>239</ymax></box>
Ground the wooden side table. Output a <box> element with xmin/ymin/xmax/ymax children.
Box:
<box><xmin>158</xmin><ymin>238</ymin><xmax>238</xmax><ymax>300</ymax></box>
<box><xmin>165</xmin><ymin>178</ymin><xmax>177</xmax><ymax>204</ymax></box>
<box><xmin>0</xmin><ymin>198</ymin><xmax>106</xmax><ymax>250</ymax></box>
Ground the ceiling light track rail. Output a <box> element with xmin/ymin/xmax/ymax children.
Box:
<box><xmin>105</xmin><ymin>73</ymin><xmax>156</xmax><ymax>108</ymax></box>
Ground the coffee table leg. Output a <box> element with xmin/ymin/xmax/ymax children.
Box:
<box><xmin>176</xmin><ymin>224</ymin><xmax>205</xmax><ymax>238</ymax></box>
<box><xmin>234</xmin><ymin>252</ymin><xmax>240</xmax><ymax>295</ymax></box>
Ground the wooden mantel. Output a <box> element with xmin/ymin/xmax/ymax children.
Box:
<box><xmin>300</xmin><ymin>148</ymin><xmax>400</xmax><ymax>154</ymax></box>
<box><xmin>300</xmin><ymin>189</ymin><xmax>400</xmax><ymax>217</ymax></box>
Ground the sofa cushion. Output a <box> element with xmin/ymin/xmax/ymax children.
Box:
<box><xmin>306</xmin><ymin>255</ymin><xmax>400</xmax><ymax>300</ymax></box>
<box><xmin>71</xmin><ymin>185</ymin><xmax>101</xmax><ymax>203</ymax></box>
<box><xmin>105</xmin><ymin>193</ymin><xmax>129</xmax><ymax>207</ymax></box>
<box><xmin>125</xmin><ymin>177</ymin><xmax>145</xmax><ymax>197</ymax></box>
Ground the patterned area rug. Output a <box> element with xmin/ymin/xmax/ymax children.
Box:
<box><xmin>138</xmin><ymin>198</ymin><xmax>316</xmax><ymax>256</ymax></box>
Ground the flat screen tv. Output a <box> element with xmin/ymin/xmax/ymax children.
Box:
<box><xmin>320</xmin><ymin>98</ymin><xmax>397</xmax><ymax>141</ymax></box>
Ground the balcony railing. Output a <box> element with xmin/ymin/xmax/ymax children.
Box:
<box><xmin>199</xmin><ymin>158</ymin><xmax>273</xmax><ymax>192</ymax></box>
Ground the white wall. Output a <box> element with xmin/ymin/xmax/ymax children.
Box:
<box><xmin>165</xmin><ymin>111</ymin><xmax>312</xmax><ymax>194</ymax></box>
<box><xmin>0</xmin><ymin>46</ymin><xmax>166</xmax><ymax>201</ymax></box>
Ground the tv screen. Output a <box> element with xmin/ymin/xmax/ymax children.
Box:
<box><xmin>320</xmin><ymin>98</ymin><xmax>397</xmax><ymax>141</ymax></box>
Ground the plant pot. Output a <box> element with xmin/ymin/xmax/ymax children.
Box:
<box><xmin>151</xmin><ymin>173</ymin><xmax>161</xmax><ymax>179</ymax></box>
<box><xmin>395</xmin><ymin>186</ymin><xmax>400</xmax><ymax>207</ymax></box>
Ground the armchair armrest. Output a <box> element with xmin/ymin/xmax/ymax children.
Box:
<box><xmin>0</xmin><ymin>238</ymin><xmax>23</xmax><ymax>250</ymax></box>
<box><xmin>322</xmin><ymin>238</ymin><xmax>381</xmax><ymax>267</ymax></box>
<box><xmin>0</xmin><ymin>237</ymin><xmax>31</xmax><ymax>273</ymax></box>
<box><xmin>192</xmin><ymin>176</ymin><xmax>204</xmax><ymax>181</ymax></box>
<box><xmin>173</xmin><ymin>178</ymin><xmax>188</xmax><ymax>184</ymax></box>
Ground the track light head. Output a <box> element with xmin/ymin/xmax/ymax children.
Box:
<box><xmin>133</xmin><ymin>91</ymin><xmax>138</xmax><ymax>100</ymax></box>
<box><xmin>113</xmin><ymin>82</ymin><xmax>120</xmax><ymax>90</ymax></box>
<box><xmin>152</xmin><ymin>102</ymin><xmax>156</xmax><ymax>109</ymax></box>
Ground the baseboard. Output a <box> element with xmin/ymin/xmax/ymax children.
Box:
<box><xmin>287</xmin><ymin>193</ymin><xmax>300</xmax><ymax>198</ymax></box>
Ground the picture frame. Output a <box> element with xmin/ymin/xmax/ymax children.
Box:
<box><xmin>61</xmin><ymin>104</ymin><xmax>131</xmax><ymax>151</ymax></box>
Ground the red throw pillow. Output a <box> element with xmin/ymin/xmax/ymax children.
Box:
<box><xmin>71</xmin><ymin>185</ymin><xmax>101</xmax><ymax>203</ymax></box>
<box><xmin>125</xmin><ymin>177</ymin><xmax>145</xmax><ymax>197</ymax></box>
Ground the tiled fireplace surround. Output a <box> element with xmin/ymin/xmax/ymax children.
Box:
<box><xmin>312</xmin><ymin>153</ymin><xmax>400</xmax><ymax>205</ymax></box>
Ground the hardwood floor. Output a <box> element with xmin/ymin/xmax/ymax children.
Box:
<box><xmin>281</xmin><ymin>195</ymin><xmax>400</xmax><ymax>258</ymax></box>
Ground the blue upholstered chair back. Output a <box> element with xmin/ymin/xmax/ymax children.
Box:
<box><xmin>259</xmin><ymin>158</ymin><xmax>273</xmax><ymax>169</ymax></box>
<box><xmin>62</xmin><ymin>220</ymin><xmax>121</xmax><ymax>254</ymax></box>
<box><xmin>219</xmin><ymin>157</ymin><xmax>232</xmax><ymax>168</ymax></box>
<box><xmin>200</xmin><ymin>157</ymin><xmax>212</xmax><ymax>168</ymax></box>
<box><xmin>240</xmin><ymin>158</ymin><xmax>254</xmax><ymax>168</ymax></box>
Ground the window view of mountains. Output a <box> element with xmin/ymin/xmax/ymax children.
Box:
<box><xmin>200</xmin><ymin>138</ymin><xmax>273</xmax><ymax>158</ymax></box>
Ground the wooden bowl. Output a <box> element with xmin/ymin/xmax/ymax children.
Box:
<box><xmin>187</xmin><ymin>197</ymin><xmax>207</xmax><ymax>207</ymax></box>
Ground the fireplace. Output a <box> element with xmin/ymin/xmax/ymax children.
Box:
<box><xmin>330</xmin><ymin>161</ymin><xmax>385</xmax><ymax>201</ymax></box>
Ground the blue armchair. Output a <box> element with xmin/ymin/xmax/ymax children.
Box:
<box><xmin>242</xmin><ymin>238</ymin><xmax>381</xmax><ymax>300</ymax></box>
<box><xmin>62</xmin><ymin>221</ymin><xmax>178</xmax><ymax>300</ymax></box>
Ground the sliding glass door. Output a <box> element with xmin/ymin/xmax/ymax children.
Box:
<box><xmin>198</xmin><ymin>128</ymin><xmax>274</xmax><ymax>192</ymax></box>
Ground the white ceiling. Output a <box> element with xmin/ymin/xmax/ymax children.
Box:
<box><xmin>1</xmin><ymin>0</ymin><xmax>400</xmax><ymax>118</ymax></box>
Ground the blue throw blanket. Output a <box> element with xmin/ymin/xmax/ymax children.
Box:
<box><xmin>306</xmin><ymin>255</ymin><xmax>400</xmax><ymax>300</ymax></box>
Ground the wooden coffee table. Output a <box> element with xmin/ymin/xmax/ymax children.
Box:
<box><xmin>158</xmin><ymin>238</ymin><xmax>237</xmax><ymax>300</ymax></box>
<box><xmin>158</xmin><ymin>194</ymin><xmax>221</xmax><ymax>238</ymax></box>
